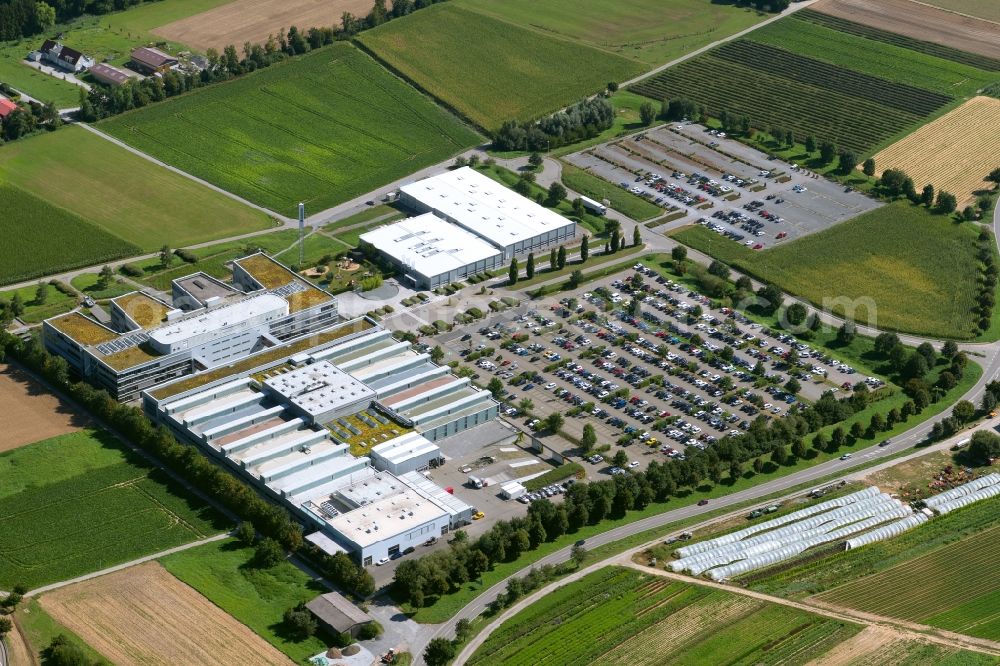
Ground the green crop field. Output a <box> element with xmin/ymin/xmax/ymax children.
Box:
<box><xmin>357</xmin><ymin>3</ymin><xmax>645</xmax><ymax>130</ymax></box>
<box><xmin>814</xmin><ymin>515</ymin><xmax>1000</xmax><ymax>640</ymax></box>
<box><xmin>631</xmin><ymin>39</ymin><xmax>953</xmax><ymax>155</ymax></box>
<box><xmin>160</xmin><ymin>538</ymin><xmax>330</xmax><ymax>663</ymax></box>
<box><xmin>0</xmin><ymin>183</ymin><xmax>138</xmax><ymax>286</ymax></box>
<box><xmin>101</xmin><ymin>43</ymin><xmax>479</xmax><ymax>215</ymax></box>
<box><xmin>672</xmin><ymin>202</ymin><xmax>985</xmax><ymax>339</ymax></box>
<box><xmin>469</xmin><ymin>566</ymin><xmax>861</xmax><ymax>665</ymax></box>
<box><xmin>0</xmin><ymin>126</ymin><xmax>274</xmax><ymax>252</ymax></box>
<box><xmin>455</xmin><ymin>0</ymin><xmax>767</xmax><ymax>67</ymax></box>
<box><xmin>747</xmin><ymin>17</ymin><xmax>997</xmax><ymax>97</ymax></box>
<box><xmin>0</xmin><ymin>429</ymin><xmax>229</xmax><ymax>589</ymax></box>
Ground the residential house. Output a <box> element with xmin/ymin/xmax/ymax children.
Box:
<box><xmin>39</xmin><ymin>40</ymin><xmax>93</xmax><ymax>73</ymax></box>
<box><xmin>0</xmin><ymin>97</ymin><xmax>16</xmax><ymax>120</ymax></box>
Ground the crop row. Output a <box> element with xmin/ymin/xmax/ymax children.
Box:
<box><xmin>714</xmin><ymin>40</ymin><xmax>951</xmax><ymax>116</ymax></box>
<box><xmin>797</xmin><ymin>9</ymin><xmax>1000</xmax><ymax>71</ymax></box>
<box><xmin>0</xmin><ymin>184</ymin><xmax>138</xmax><ymax>286</ymax></box>
<box><xmin>631</xmin><ymin>55</ymin><xmax>921</xmax><ymax>153</ymax></box>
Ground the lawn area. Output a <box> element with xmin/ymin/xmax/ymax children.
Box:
<box><xmin>560</xmin><ymin>162</ymin><xmax>663</xmax><ymax>221</ymax></box>
<box><xmin>14</xmin><ymin>597</ymin><xmax>105</xmax><ymax>665</ymax></box>
<box><xmin>70</xmin><ymin>272</ymin><xmax>136</xmax><ymax>300</ymax></box>
<box><xmin>323</xmin><ymin>204</ymin><xmax>407</xmax><ymax>234</ymax></box>
<box><xmin>671</xmin><ymin>202</ymin><xmax>986</xmax><ymax>339</ymax></box>
<box><xmin>457</xmin><ymin>0</ymin><xmax>767</xmax><ymax>67</ymax></box>
<box><xmin>160</xmin><ymin>538</ymin><xmax>331</xmax><ymax>663</ymax></box>
<box><xmin>357</xmin><ymin>3</ymin><xmax>645</xmax><ymax>130</ymax></box>
<box><xmin>0</xmin><ymin>126</ymin><xmax>275</xmax><ymax>251</ymax></box>
<box><xmin>0</xmin><ymin>182</ymin><xmax>138</xmax><ymax>286</ymax></box>
<box><xmin>101</xmin><ymin>42</ymin><xmax>480</xmax><ymax>215</ymax></box>
<box><xmin>469</xmin><ymin>566</ymin><xmax>861</xmax><ymax>665</ymax></box>
<box><xmin>0</xmin><ymin>428</ymin><xmax>230</xmax><ymax>589</ymax></box>
<box><xmin>0</xmin><ymin>283</ymin><xmax>77</xmax><ymax>323</ymax></box>
<box><xmin>0</xmin><ymin>43</ymin><xmax>81</xmax><ymax>106</ymax></box>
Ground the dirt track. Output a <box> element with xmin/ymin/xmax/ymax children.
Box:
<box><xmin>39</xmin><ymin>562</ymin><xmax>294</xmax><ymax>666</ymax></box>
<box><xmin>813</xmin><ymin>0</ymin><xmax>1000</xmax><ymax>59</ymax></box>
<box><xmin>0</xmin><ymin>363</ymin><xmax>88</xmax><ymax>452</ymax></box>
<box><xmin>153</xmin><ymin>0</ymin><xmax>379</xmax><ymax>53</ymax></box>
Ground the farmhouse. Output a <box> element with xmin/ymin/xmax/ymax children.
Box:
<box><xmin>398</xmin><ymin>166</ymin><xmax>577</xmax><ymax>261</ymax></box>
<box><xmin>89</xmin><ymin>63</ymin><xmax>131</xmax><ymax>87</ymax></box>
<box><xmin>130</xmin><ymin>46</ymin><xmax>178</xmax><ymax>74</ymax></box>
<box><xmin>37</xmin><ymin>40</ymin><xmax>93</xmax><ymax>72</ymax></box>
<box><xmin>306</xmin><ymin>592</ymin><xmax>373</xmax><ymax>639</ymax></box>
<box><xmin>359</xmin><ymin>212</ymin><xmax>503</xmax><ymax>289</ymax></box>
<box><xmin>143</xmin><ymin>319</ymin><xmax>491</xmax><ymax>563</ymax></box>
<box><xmin>0</xmin><ymin>97</ymin><xmax>16</xmax><ymax>119</ymax></box>
<box><xmin>43</xmin><ymin>253</ymin><xmax>339</xmax><ymax>402</ymax></box>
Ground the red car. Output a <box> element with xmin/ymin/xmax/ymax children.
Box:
<box><xmin>753</xmin><ymin>243</ymin><xmax>763</xmax><ymax>250</ymax></box>
<box><xmin>698</xmin><ymin>499</ymin><xmax>709</xmax><ymax>506</ymax></box>
<box><xmin>775</xmin><ymin>232</ymin><xmax>787</xmax><ymax>240</ymax></box>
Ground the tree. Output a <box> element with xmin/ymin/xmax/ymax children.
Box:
<box><xmin>963</xmin><ymin>205</ymin><xmax>977</xmax><ymax>221</ymax></box>
<box><xmin>582</xmin><ymin>423</ymin><xmax>597</xmax><ymax>452</ymax></box>
<box><xmin>639</xmin><ymin>101</ymin><xmax>656</xmax><ymax>126</ymax></box>
<box><xmin>952</xmin><ymin>400</ymin><xmax>975</xmax><ymax>423</ymax></box>
<box><xmin>804</xmin><ymin>135</ymin><xmax>817</xmax><ymax>153</ymax></box>
<box><xmin>44</xmin><ymin>635</ymin><xmax>92</xmax><ymax>666</ymax></box>
<box><xmin>837</xmin><ymin>149</ymin><xmax>858</xmax><ymax>175</ymax></box>
<box><xmin>916</xmin><ymin>341</ymin><xmax>937</xmax><ymax>367</ymax></box>
<box><xmin>0</xmin><ymin>616</ymin><xmax>11</xmax><ymax>637</ymax></box>
<box><xmin>526</xmin><ymin>252</ymin><xmax>535</xmax><ymax>280</ymax></box>
<box><xmin>545</xmin><ymin>412</ymin><xmax>564</xmax><ymax>433</ymax></box>
<box><xmin>235</xmin><ymin>520</ymin><xmax>255</xmax><ymax>546</ymax></box>
<box><xmin>430</xmin><ymin>345</ymin><xmax>445</xmax><ymax>363</ymax></box>
<box><xmin>424</xmin><ymin>638</ymin><xmax>456</xmax><ymax>666</ymax></box>
<box><xmin>935</xmin><ymin>191</ymin><xmax>957</xmax><ymax>214</ymax></box>
<box><xmin>487</xmin><ymin>377</ymin><xmax>504</xmax><ymax>400</ymax></box>
<box><xmin>549</xmin><ymin>247</ymin><xmax>558</xmax><ymax>272</ymax></box>
<box><xmin>568</xmin><ymin>269</ymin><xmax>584</xmax><ymax>289</ymax></box>
<box><xmin>819</xmin><ymin>140</ymin><xmax>837</xmax><ymax>164</ymax></box>
<box><xmin>837</xmin><ymin>321</ymin><xmax>856</xmax><ymax>344</ymax></box>
<box><xmin>528</xmin><ymin>152</ymin><xmax>543</xmax><ymax>168</ymax></box>
<box><xmin>756</xmin><ymin>284</ymin><xmax>783</xmax><ymax>314</ymax></box>
<box><xmin>968</xmin><ymin>430</ymin><xmax>1000</xmax><ymax>465</ymax></box>
<box><xmin>517</xmin><ymin>398</ymin><xmax>534</xmax><ymax>413</ymax></box>
<box><xmin>785</xmin><ymin>377</ymin><xmax>801</xmax><ymax>394</ymax></box>
<box><xmin>671</xmin><ymin>245</ymin><xmax>687</xmax><ymax>263</ymax></box>
<box><xmin>97</xmin><ymin>265</ymin><xmax>114</xmax><ymax>290</ymax></box>
<box><xmin>455</xmin><ymin>618</ymin><xmax>473</xmax><ymax>641</ymax></box>
<box><xmin>986</xmin><ymin>167</ymin><xmax>1000</xmax><ymax>185</ymax></box>
<box><xmin>874</xmin><ymin>332</ymin><xmax>901</xmax><ymax>355</ymax></box>
<box><xmin>557</xmin><ymin>245</ymin><xmax>567</xmax><ymax>269</ymax></box>
<box><xmin>771</xmin><ymin>445</ymin><xmax>789</xmax><ymax>466</ymax></box>
<box><xmin>9</xmin><ymin>293</ymin><xmax>24</xmax><ymax>318</ymax></box>
<box><xmin>921</xmin><ymin>183</ymin><xmax>935</xmax><ymax>207</ymax></box>
<box><xmin>160</xmin><ymin>244</ymin><xmax>173</xmax><ymax>268</ymax></box>
<box><xmin>571</xmin><ymin>543</ymin><xmax>587</xmax><ymax>568</ymax></box>
<box><xmin>610</xmin><ymin>229</ymin><xmax>621</xmax><ymax>253</ymax></box>
<box><xmin>35</xmin><ymin>281</ymin><xmax>49</xmax><ymax>305</ymax></box>
<box><xmin>784</xmin><ymin>302</ymin><xmax>807</xmax><ymax>327</ymax></box>
<box><xmin>941</xmin><ymin>340</ymin><xmax>959</xmax><ymax>359</ymax></box>
<box><xmin>633</xmin><ymin>225</ymin><xmax>642</xmax><ymax>247</ymax></box>
<box><xmin>792</xmin><ymin>437</ymin><xmax>808</xmax><ymax>459</ymax></box>
<box><xmin>546</xmin><ymin>181</ymin><xmax>567</xmax><ymax>207</ymax></box>
<box><xmin>613</xmin><ymin>449</ymin><xmax>629</xmax><ymax>468</ymax></box>
<box><xmin>253</xmin><ymin>537</ymin><xmax>285</xmax><ymax>568</ymax></box>
<box><xmin>283</xmin><ymin>602</ymin><xmax>317</xmax><ymax>640</ymax></box>
<box><xmin>862</xmin><ymin>157</ymin><xmax>876</xmax><ymax>177</ymax></box>
<box><xmin>580</xmin><ymin>235</ymin><xmax>589</xmax><ymax>262</ymax></box>
<box><xmin>508</xmin><ymin>257</ymin><xmax>519</xmax><ymax>285</ymax></box>
<box><xmin>708</xmin><ymin>260</ymin><xmax>730</xmax><ymax>280</ymax></box>
<box><xmin>728</xmin><ymin>459</ymin><xmax>743</xmax><ymax>483</ymax></box>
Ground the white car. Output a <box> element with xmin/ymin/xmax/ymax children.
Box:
<box><xmin>628</xmin><ymin>461</ymin><xmax>640</xmax><ymax>468</ymax></box>
<box><xmin>375</xmin><ymin>557</ymin><xmax>390</xmax><ymax>566</ymax></box>
<box><xmin>840</xmin><ymin>453</ymin><xmax>853</xmax><ymax>461</ymax></box>
<box><xmin>544</xmin><ymin>382</ymin><xmax>557</xmax><ymax>390</ymax></box>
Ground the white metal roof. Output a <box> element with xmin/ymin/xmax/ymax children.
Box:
<box><xmin>149</xmin><ymin>293</ymin><xmax>287</xmax><ymax>345</ymax></box>
<box><xmin>264</xmin><ymin>360</ymin><xmax>375</xmax><ymax>417</ymax></box>
<box><xmin>359</xmin><ymin>212</ymin><xmax>501</xmax><ymax>277</ymax></box>
<box><xmin>370</xmin><ymin>432</ymin><xmax>440</xmax><ymax>466</ymax></box>
<box><xmin>399</xmin><ymin>167</ymin><xmax>575</xmax><ymax>247</ymax></box>
<box><xmin>325</xmin><ymin>488</ymin><xmax>447</xmax><ymax>547</ymax></box>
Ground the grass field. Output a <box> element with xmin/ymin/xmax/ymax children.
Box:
<box><xmin>873</xmin><ymin>96</ymin><xmax>1000</xmax><ymax>207</ymax></box>
<box><xmin>747</xmin><ymin>16</ymin><xmax>997</xmax><ymax>97</ymax></box>
<box><xmin>919</xmin><ymin>0</ymin><xmax>1000</xmax><ymax>22</ymax></box>
<box><xmin>357</xmin><ymin>3</ymin><xmax>645</xmax><ymax>130</ymax></box>
<box><xmin>560</xmin><ymin>162</ymin><xmax>663</xmax><ymax>221</ymax></box>
<box><xmin>0</xmin><ymin>126</ymin><xmax>275</xmax><ymax>252</ymax></box>
<box><xmin>0</xmin><ymin>182</ymin><xmax>138</xmax><ymax>286</ymax></box>
<box><xmin>456</xmin><ymin>0</ymin><xmax>767</xmax><ymax>67</ymax></box>
<box><xmin>813</xmin><ymin>515</ymin><xmax>1000</xmax><ymax>640</ymax></box>
<box><xmin>14</xmin><ymin>597</ymin><xmax>105</xmax><ymax>666</ymax></box>
<box><xmin>672</xmin><ymin>201</ymin><xmax>985</xmax><ymax>339</ymax></box>
<box><xmin>70</xmin><ymin>272</ymin><xmax>136</xmax><ymax>301</ymax></box>
<box><xmin>0</xmin><ymin>282</ymin><xmax>78</xmax><ymax>323</ymax></box>
<box><xmin>631</xmin><ymin>38</ymin><xmax>953</xmax><ymax>155</ymax></box>
<box><xmin>160</xmin><ymin>538</ymin><xmax>330</xmax><ymax>663</ymax></box>
<box><xmin>469</xmin><ymin>566</ymin><xmax>861</xmax><ymax>665</ymax></box>
<box><xmin>102</xmin><ymin>43</ymin><xmax>479</xmax><ymax>215</ymax></box>
<box><xmin>0</xmin><ymin>428</ymin><xmax>229</xmax><ymax>588</ymax></box>
<box><xmin>41</xmin><ymin>562</ymin><xmax>293</xmax><ymax>665</ymax></box>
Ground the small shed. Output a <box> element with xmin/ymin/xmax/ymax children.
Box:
<box><xmin>305</xmin><ymin>592</ymin><xmax>372</xmax><ymax>638</ymax></box>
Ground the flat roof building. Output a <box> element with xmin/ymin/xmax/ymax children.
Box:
<box><xmin>359</xmin><ymin>213</ymin><xmax>503</xmax><ymax>289</ymax></box>
<box><xmin>263</xmin><ymin>360</ymin><xmax>375</xmax><ymax>424</ymax></box>
<box><xmin>398</xmin><ymin>166</ymin><xmax>576</xmax><ymax>260</ymax></box>
<box><xmin>369</xmin><ymin>432</ymin><xmax>441</xmax><ymax>475</ymax></box>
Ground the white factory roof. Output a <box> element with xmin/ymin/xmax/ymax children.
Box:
<box><xmin>399</xmin><ymin>167</ymin><xmax>574</xmax><ymax>247</ymax></box>
<box><xmin>325</xmin><ymin>488</ymin><xmax>448</xmax><ymax>547</ymax></box>
<box><xmin>370</xmin><ymin>432</ymin><xmax>440</xmax><ymax>466</ymax></box>
<box><xmin>149</xmin><ymin>293</ymin><xmax>287</xmax><ymax>345</ymax></box>
<box><xmin>359</xmin><ymin>213</ymin><xmax>500</xmax><ymax>277</ymax></box>
<box><xmin>264</xmin><ymin>360</ymin><xmax>375</xmax><ymax>418</ymax></box>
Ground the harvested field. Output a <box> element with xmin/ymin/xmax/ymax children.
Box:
<box><xmin>873</xmin><ymin>96</ymin><xmax>1000</xmax><ymax>207</ymax></box>
<box><xmin>0</xmin><ymin>364</ymin><xmax>88</xmax><ymax>452</ymax></box>
<box><xmin>153</xmin><ymin>0</ymin><xmax>375</xmax><ymax>52</ymax></box>
<box><xmin>918</xmin><ymin>0</ymin><xmax>1000</xmax><ymax>23</ymax></box>
<box><xmin>6</xmin><ymin>620</ymin><xmax>35</xmax><ymax>666</ymax></box>
<box><xmin>811</xmin><ymin>0</ymin><xmax>1000</xmax><ymax>61</ymax></box>
<box><xmin>40</xmin><ymin>562</ymin><xmax>293</xmax><ymax>666</ymax></box>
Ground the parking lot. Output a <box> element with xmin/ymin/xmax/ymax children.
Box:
<box><xmin>563</xmin><ymin>121</ymin><xmax>882</xmax><ymax>249</ymax></box>
<box><xmin>442</xmin><ymin>263</ymin><xmax>881</xmax><ymax>476</ymax></box>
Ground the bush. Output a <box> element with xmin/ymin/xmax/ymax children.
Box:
<box><xmin>358</xmin><ymin>620</ymin><xmax>382</xmax><ymax>640</ymax></box>
<box><xmin>253</xmin><ymin>537</ymin><xmax>285</xmax><ymax>568</ymax></box>
<box><xmin>120</xmin><ymin>263</ymin><xmax>143</xmax><ymax>277</ymax></box>
<box><xmin>282</xmin><ymin>602</ymin><xmax>318</xmax><ymax>640</ymax></box>
<box><xmin>174</xmin><ymin>248</ymin><xmax>198</xmax><ymax>263</ymax></box>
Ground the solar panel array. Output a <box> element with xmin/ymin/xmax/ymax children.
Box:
<box><xmin>271</xmin><ymin>281</ymin><xmax>306</xmax><ymax>298</ymax></box>
<box><xmin>96</xmin><ymin>332</ymin><xmax>149</xmax><ymax>355</ymax></box>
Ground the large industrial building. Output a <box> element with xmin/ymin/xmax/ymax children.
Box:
<box><xmin>43</xmin><ymin>254</ymin><xmax>339</xmax><ymax>401</ymax></box>
<box><xmin>359</xmin><ymin>213</ymin><xmax>503</xmax><ymax>289</ymax></box>
<box><xmin>395</xmin><ymin>166</ymin><xmax>577</xmax><ymax>261</ymax></box>
<box><xmin>145</xmin><ymin>316</ymin><xmax>497</xmax><ymax>564</ymax></box>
